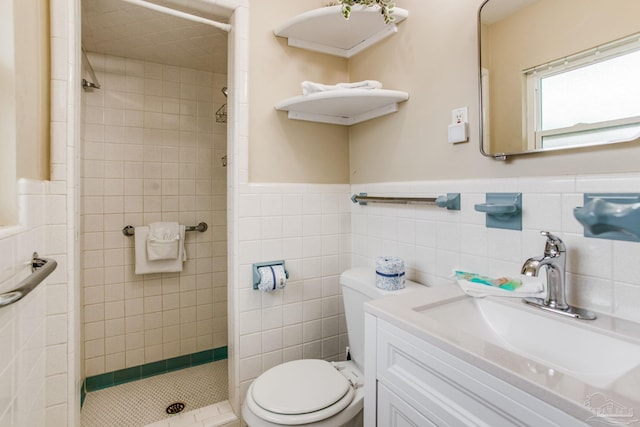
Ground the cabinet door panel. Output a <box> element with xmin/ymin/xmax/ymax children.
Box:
<box><xmin>378</xmin><ymin>383</ymin><xmax>440</xmax><ymax>427</ymax></box>
<box><xmin>376</xmin><ymin>320</ymin><xmax>587</xmax><ymax>427</ymax></box>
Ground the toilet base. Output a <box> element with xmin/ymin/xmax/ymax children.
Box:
<box><xmin>242</xmin><ymin>406</ymin><xmax>363</xmax><ymax>427</ymax></box>
<box><xmin>341</xmin><ymin>409</ymin><xmax>363</xmax><ymax>427</ymax></box>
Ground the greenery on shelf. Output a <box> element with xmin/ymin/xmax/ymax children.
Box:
<box><xmin>336</xmin><ymin>0</ymin><xmax>396</xmax><ymax>24</ymax></box>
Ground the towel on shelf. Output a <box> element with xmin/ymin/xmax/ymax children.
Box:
<box><xmin>336</xmin><ymin>80</ymin><xmax>383</xmax><ymax>90</ymax></box>
<box><xmin>454</xmin><ymin>270</ymin><xmax>544</xmax><ymax>298</ymax></box>
<box><xmin>301</xmin><ymin>80</ymin><xmax>382</xmax><ymax>95</ymax></box>
<box><xmin>147</xmin><ymin>222</ymin><xmax>181</xmax><ymax>261</ymax></box>
<box><xmin>135</xmin><ymin>224</ymin><xmax>186</xmax><ymax>275</ymax></box>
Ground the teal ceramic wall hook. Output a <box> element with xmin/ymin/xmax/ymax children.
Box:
<box><xmin>435</xmin><ymin>193</ymin><xmax>461</xmax><ymax>210</ymax></box>
<box><xmin>574</xmin><ymin>193</ymin><xmax>640</xmax><ymax>242</ymax></box>
<box><xmin>474</xmin><ymin>193</ymin><xmax>522</xmax><ymax>230</ymax></box>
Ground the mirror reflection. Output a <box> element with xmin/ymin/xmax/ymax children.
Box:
<box><xmin>479</xmin><ymin>0</ymin><xmax>640</xmax><ymax>157</ymax></box>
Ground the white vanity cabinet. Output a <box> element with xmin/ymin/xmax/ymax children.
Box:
<box><xmin>364</xmin><ymin>314</ymin><xmax>588</xmax><ymax>427</ymax></box>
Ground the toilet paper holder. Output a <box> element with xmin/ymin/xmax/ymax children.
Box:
<box><xmin>252</xmin><ymin>260</ymin><xmax>289</xmax><ymax>290</ymax></box>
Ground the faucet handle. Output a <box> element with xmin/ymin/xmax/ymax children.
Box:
<box><xmin>540</xmin><ymin>231</ymin><xmax>565</xmax><ymax>254</ymax></box>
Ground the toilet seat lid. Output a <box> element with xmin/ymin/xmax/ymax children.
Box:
<box><xmin>252</xmin><ymin>359</ymin><xmax>351</xmax><ymax>415</ymax></box>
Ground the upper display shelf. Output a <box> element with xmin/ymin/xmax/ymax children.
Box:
<box><xmin>274</xmin><ymin>5</ymin><xmax>409</xmax><ymax>58</ymax></box>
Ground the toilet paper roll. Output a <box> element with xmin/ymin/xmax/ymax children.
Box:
<box><xmin>257</xmin><ymin>265</ymin><xmax>287</xmax><ymax>292</ymax></box>
<box><xmin>375</xmin><ymin>256</ymin><xmax>405</xmax><ymax>291</ymax></box>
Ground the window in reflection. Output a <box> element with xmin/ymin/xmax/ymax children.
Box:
<box><xmin>525</xmin><ymin>34</ymin><xmax>640</xmax><ymax>149</ymax></box>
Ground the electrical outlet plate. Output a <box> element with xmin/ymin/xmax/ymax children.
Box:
<box><xmin>451</xmin><ymin>107</ymin><xmax>468</xmax><ymax>124</ymax></box>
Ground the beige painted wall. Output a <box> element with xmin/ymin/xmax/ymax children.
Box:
<box><xmin>0</xmin><ymin>0</ymin><xmax>49</xmax><ymax>225</ymax></box>
<box><xmin>0</xmin><ymin>0</ymin><xmax>17</xmax><ymax>225</ymax></box>
<box><xmin>14</xmin><ymin>0</ymin><xmax>50</xmax><ymax>180</ymax></box>
<box><xmin>345</xmin><ymin>0</ymin><xmax>640</xmax><ymax>182</ymax></box>
<box><xmin>249</xmin><ymin>0</ymin><xmax>350</xmax><ymax>184</ymax></box>
<box><xmin>484</xmin><ymin>0</ymin><xmax>640</xmax><ymax>154</ymax></box>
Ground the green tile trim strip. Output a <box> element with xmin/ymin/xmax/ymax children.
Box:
<box><xmin>80</xmin><ymin>383</ymin><xmax>87</xmax><ymax>407</ymax></box>
<box><xmin>83</xmin><ymin>346</ymin><xmax>228</xmax><ymax>393</ymax></box>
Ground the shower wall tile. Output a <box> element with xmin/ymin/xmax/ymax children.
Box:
<box><xmin>81</xmin><ymin>53</ymin><xmax>228</xmax><ymax>377</ymax></box>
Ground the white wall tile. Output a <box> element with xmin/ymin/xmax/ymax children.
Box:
<box><xmin>459</xmin><ymin>224</ymin><xmax>487</xmax><ymax>257</ymax></box>
<box><xmin>487</xmin><ymin>229</ymin><xmax>522</xmax><ymax>263</ymax></box>
<box><xmin>561</xmin><ymin>193</ymin><xmax>584</xmax><ymax>234</ymax></box>
<box><xmin>261</xmin><ymin>329</ymin><xmax>282</xmax><ymax>353</ymax></box>
<box><xmin>613</xmin><ymin>241</ymin><xmax>640</xmax><ymax>285</ymax></box>
<box><xmin>566</xmin><ymin>274</ymin><xmax>613</xmax><ymax>314</ymax></box>
<box><xmin>613</xmin><ymin>282</ymin><xmax>640</xmax><ymax>322</ymax></box>
<box><xmin>234</xmin><ymin>184</ymin><xmax>350</xmax><ymax>389</ymax></box>
<box><xmin>564</xmin><ymin>233</ymin><xmax>613</xmax><ymax>279</ymax></box>
<box><xmin>351</xmin><ymin>176</ymin><xmax>640</xmax><ymax>318</ymax></box>
<box><xmin>45</xmin><ymin>374</ymin><xmax>67</xmax><ymax>406</ymax></box>
<box><xmin>239</xmin><ymin>356</ymin><xmax>262</xmax><ymax>382</ymax></box>
<box><xmin>239</xmin><ymin>333</ymin><xmax>261</xmax><ymax>358</ymax></box>
<box><xmin>522</xmin><ymin>193</ymin><xmax>562</xmax><ymax>231</ymax></box>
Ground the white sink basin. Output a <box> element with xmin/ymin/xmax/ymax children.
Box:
<box><xmin>414</xmin><ymin>297</ymin><xmax>640</xmax><ymax>388</ymax></box>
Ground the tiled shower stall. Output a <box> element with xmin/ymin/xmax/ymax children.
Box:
<box><xmin>80</xmin><ymin>53</ymin><xmax>228</xmax><ymax>377</ymax></box>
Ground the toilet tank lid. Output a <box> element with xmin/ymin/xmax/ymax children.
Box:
<box><xmin>340</xmin><ymin>267</ymin><xmax>423</xmax><ymax>299</ymax></box>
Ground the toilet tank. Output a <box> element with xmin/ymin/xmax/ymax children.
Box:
<box><xmin>340</xmin><ymin>267</ymin><xmax>423</xmax><ymax>371</ymax></box>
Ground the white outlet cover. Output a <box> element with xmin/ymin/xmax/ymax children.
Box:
<box><xmin>448</xmin><ymin>123</ymin><xmax>468</xmax><ymax>143</ymax></box>
<box><xmin>451</xmin><ymin>107</ymin><xmax>468</xmax><ymax>125</ymax></box>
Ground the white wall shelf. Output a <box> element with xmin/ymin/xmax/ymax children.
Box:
<box><xmin>274</xmin><ymin>5</ymin><xmax>409</xmax><ymax>58</ymax></box>
<box><xmin>275</xmin><ymin>89</ymin><xmax>409</xmax><ymax>126</ymax></box>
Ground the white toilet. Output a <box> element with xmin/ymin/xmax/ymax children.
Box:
<box><xmin>242</xmin><ymin>267</ymin><xmax>422</xmax><ymax>426</ymax></box>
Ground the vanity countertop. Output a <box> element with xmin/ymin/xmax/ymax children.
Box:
<box><xmin>364</xmin><ymin>286</ymin><xmax>640</xmax><ymax>423</ymax></box>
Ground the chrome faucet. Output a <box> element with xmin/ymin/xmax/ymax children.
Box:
<box><xmin>521</xmin><ymin>231</ymin><xmax>596</xmax><ymax>320</ymax></box>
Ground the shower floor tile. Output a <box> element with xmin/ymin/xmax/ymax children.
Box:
<box><xmin>81</xmin><ymin>360</ymin><xmax>230</xmax><ymax>427</ymax></box>
<box><xmin>144</xmin><ymin>400</ymin><xmax>239</xmax><ymax>427</ymax></box>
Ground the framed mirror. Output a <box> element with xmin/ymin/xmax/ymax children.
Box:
<box><xmin>478</xmin><ymin>0</ymin><xmax>640</xmax><ymax>159</ymax></box>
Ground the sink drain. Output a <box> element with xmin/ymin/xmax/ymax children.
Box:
<box><xmin>166</xmin><ymin>402</ymin><xmax>186</xmax><ymax>414</ymax></box>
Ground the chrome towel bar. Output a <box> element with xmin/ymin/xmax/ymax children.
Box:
<box><xmin>351</xmin><ymin>193</ymin><xmax>461</xmax><ymax>210</ymax></box>
<box><xmin>122</xmin><ymin>222</ymin><xmax>209</xmax><ymax>237</ymax></box>
<box><xmin>0</xmin><ymin>252</ymin><xmax>57</xmax><ymax>308</ymax></box>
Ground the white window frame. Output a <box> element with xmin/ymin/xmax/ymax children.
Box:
<box><xmin>524</xmin><ymin>33</ymin><xmax>640</xmax><ymax>150</ymax></box>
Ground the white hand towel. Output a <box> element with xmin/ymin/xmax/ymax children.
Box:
<box><xmin>135</xmin><ymin>225</ymin><xmax>186</xmax><ymax>275</ymax></box>
<box><xmin>336</xmin><ymin>80</ymin><xmax>382</xmax><ymax>90</ymax></box>
<box><xmin>301</xmin><ymin>81</ymin><xmax>339</xmax><ymax>95</ymax></box>
<box><xmin>147</xmin><ymin>222</ymin><xmax>181</xmax><ymax>261</ymax></box>
<box><xmin>301</xmin><ymin>80</ymin><xmax>382</xmax><ymax>95</ymax></box>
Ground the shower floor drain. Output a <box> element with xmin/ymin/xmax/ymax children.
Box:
<box><xmin>166</xmin><ymin>402</ymin><xmax>186</xmax><ymax>414</ymax></box>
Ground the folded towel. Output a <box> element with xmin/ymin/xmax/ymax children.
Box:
<box><xmin>147</xmin><ymin>222</ymin><xmax>181</xmax><ymax>261</ymax></box>
<box><xmin>301</xmin><ymin>81</ymin><xmax>337</xmax><ymax>95</ymax></box>
<box><xmin>135</xmin><ymin>225</ymin><xmax>186</xmax><ymax>275</ymax></box>
<box><xmin>336</xmin><ymin>80</ymin><xmax>383</xmax><ymax>90</ymax></box>
<box><xmin>301</xmin><ymin>80</ymin><xmax>382</xmax><ymax>95</ymax></box>
<box><xmin>454</xmin><ymin>270</ymin><xmax>544</xmax><ymax>298</ymax></box>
